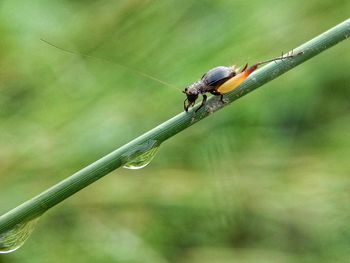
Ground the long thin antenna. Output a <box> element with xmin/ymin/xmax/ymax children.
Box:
<box><xmin>41</xmin><ymin>38</ymin><xmax>179</xmax><ymax>90</ymax></box>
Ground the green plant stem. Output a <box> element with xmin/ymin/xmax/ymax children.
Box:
<box><xmin>1</xmin><ymin>18</ymin><xmax>349</xmax><ymax>233</ymax></box>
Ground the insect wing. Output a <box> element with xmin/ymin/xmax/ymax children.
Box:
<box><xmin>202</xmin><ymin>66</ymin><xmax>234</xmax><ymax>86</ymax></box>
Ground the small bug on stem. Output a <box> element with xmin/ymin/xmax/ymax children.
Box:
<box><xmin>42</xmin><ymin>39</ymin><xmax>302</xmax><ymax>113</ymax></box>
<box><xmin>183</xmin><ymin>51</ymin><xmax>302</xmax><ymax>112</ymax></box>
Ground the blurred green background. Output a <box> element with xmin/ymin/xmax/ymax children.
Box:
<box><xmin>0</xmin><ymin>0</ymin><xmax>349</xmax><ymax>262</ymax></box>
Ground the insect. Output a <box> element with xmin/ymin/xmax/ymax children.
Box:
<box><xmin>183</xmin><ymin>52</ymin><xmax>301</xmax><ymax>112</ymax></box>
<box><xmin>42</xmin><ymin>39</ymin><xmax>301</xmax><ymax>113</ymax></box>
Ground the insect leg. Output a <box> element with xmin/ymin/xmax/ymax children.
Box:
<box><xmin>195</xmin><ymin>94</ymin><xmax>207</xmax><ymax>112</ymax></box>
<box><xmin>209</xmin><ymin>90</ymin><xmax>225</xmax><ymax>103</ymax></box>
<box><xmin>255</xmin><ymin>51</ymin><xmax>303</xmax><ymax>67</ymax></box>
<box><xmin>184</xmin><ymin>98</ymin><xmax>189</xmax><ymax>112</ymax></box>
<box><xmin>210</xmin><ymin>90</ymin><xmax>221</xmax><ymax>96</ymax></box>
<box><xmin>240</xmin><ymin>63</ymin><xmax>248</xmax><ymax>72</ymax></box>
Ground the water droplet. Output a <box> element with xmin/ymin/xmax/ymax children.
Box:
<box><xmin>0</xmin><ymin>218</ymin><xmax>39</xmax><ymax>254</ymax></box>
<box><xmin>123</xmin><ymin>140</ymin><xmax>160</xmax><ymax>170</ymax></box>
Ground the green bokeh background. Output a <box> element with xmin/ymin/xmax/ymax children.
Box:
<box><xmin>1</xmin><ymin>1</ymin><xmax>349</xmax><ymax>262</ymax></box>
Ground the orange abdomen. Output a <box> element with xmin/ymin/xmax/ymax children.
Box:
<box><xmin>216</xmin><ymin>65</ymin><xmax>257</xmax><ymax>94</ymax></box>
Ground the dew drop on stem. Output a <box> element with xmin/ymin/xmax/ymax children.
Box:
<box><xmin>0</xmin><ymin>217</ymin><xmax>39</xmax><ymax>254</ymax></box>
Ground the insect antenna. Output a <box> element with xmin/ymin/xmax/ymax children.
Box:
<box><xmin>41</xmin><ymin>38</ymin><xmax>181</xmax><ymax>91</ymax></box>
